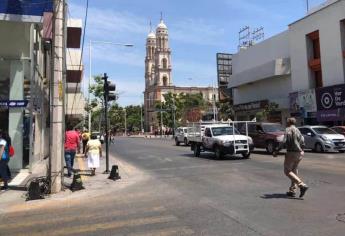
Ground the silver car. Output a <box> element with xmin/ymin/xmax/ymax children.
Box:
<box><xmin>175</xmin><ymin>127</ymin><xmax>189</xmax><ymax>146</ymax></box>
<box><xmin>298</xmin><ymin>126</ymin><xmax>345</xmax><ymax>153</ymax></box>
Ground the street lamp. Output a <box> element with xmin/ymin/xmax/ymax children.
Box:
<box><xmin>88</xmin><ymin>40</ymin><xmax>134</xmax><ymax>132</ymax></box>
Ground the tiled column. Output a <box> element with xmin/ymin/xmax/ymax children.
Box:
<box><xmin>8</xmin><ymin>60</ymin><xmax>24</xmax><ymax>170</ymax></box>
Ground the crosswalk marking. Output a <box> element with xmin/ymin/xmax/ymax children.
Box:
<box><xmin>0</xmin><ymin>206</ymin><xmax>166</xmax><ymax>231</ymax></box>
<box><xmin>128</xmin><ymin>226</ymin><xmax>194</xmax><ymax>236</ymax></box>
<box><xmin>28</xmin><ymin>215</ymin><xmax>179</xmax><ymax>236</ymax></box>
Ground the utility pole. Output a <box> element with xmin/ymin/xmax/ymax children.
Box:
<box><xmin>172</xmin><ymin>97</ymin><xmax>176</xmax><ymax>136</ymax></box>
<box><xmin>103</xmin><ymin>73</ymin><xmax>116</xmax><ymax>173</ymax></box>
<box><xmin>50</xmin><ymin>0</ymin><xmax>65</xmax><ymax>193</ymax></box>
<box><xmin>88</xmin><ymin>40</ymin><xmax>92</xmax><ymax>132</ymax></box>
<box><xmin>140</xmin><ymin>103</ymin><xmax>143</xmax><ymax>134</ymax></box>
<box><xmin>306</xmin><ymin>0</ymin><xmax>309</xmax><ymax>13</ymax></box>
<box><xmin>124</xmin><ymin>108</ymin><xmax>127</xmax><ymax>136</ymax></box>
<box><xmin>160</xmin><ymin>102</ymin><xmax>163</xmax><ymax>137</ymax></box>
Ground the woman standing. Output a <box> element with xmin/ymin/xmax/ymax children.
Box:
<box><xmin>85</xmin><ymin>133</ymin><xmax>102</xmax><ymax>176</ymax></box>
<box><xmin>0</xmin><ymin>131</ymin><xmax>10</xmax><ymax>191</ymax></box>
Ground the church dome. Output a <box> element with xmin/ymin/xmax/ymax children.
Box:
<box><xmin>157</xmin><ymin>20</ymin><xmax>167</xmax><ymax>30</ymax></box>
<box><xmin>147</xmin><ymin>31</ymin><xmax>156</xmax><ymax>39</ymax></box>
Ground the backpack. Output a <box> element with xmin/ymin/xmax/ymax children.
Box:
<box><xmin>9</xmin><ymin>145</ymin><xmax>15</xmax><ymax>157</ymax></box>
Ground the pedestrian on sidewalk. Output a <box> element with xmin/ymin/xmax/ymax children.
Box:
<box><xmin>64</xmin><ymin>125</ymin><xmax>80</xmax><ymax>177</ymax></box>
<box><xmin>0</xmin><ymin>131</ymin><xmax>10</xmax><ymax>191</ymax></box>
<box><xmin>81</xmin><ymin>130</ymin><xmax>90</xmax><ymax>154</ymax></box>
<box><xmin>85</xmin><ymin>133</ymin><xmax>102</xmax><ymax>176</ymax></box>
<box><xmin>2</xmin><ymin>131</ymin><xmax>12</xmax><ymax>179</ymax></box>
<box><xmin>274</xmin><ymin>117</ymin><xmax>309</xmax><ymax>198</ymax></box>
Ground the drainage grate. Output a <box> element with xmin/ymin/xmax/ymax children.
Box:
<box><xmin>336</xmin><ymin>214</ymin><xmax>345</xmax><ymax>223</ymax></box>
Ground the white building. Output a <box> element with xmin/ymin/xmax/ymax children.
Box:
<box><xmin>229</xmin><ymin>0</ymin><xmax>345</xmax><ymax>125</ymax></box>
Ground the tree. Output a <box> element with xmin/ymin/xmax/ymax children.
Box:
<box><xmin>217</xmin><ymin>102</ymin><xmax>234</xmax><ymax>120</ymax></box>
<box><xmin>255</xmin><ymin>102</ymin><xmax>279</xmax><ymax>122</ymax></box>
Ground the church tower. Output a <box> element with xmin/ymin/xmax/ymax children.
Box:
<box><xmin>145</xmin><ymin>24</ymin><xmax>156</xmax><ymax>88</ymax></box>
<box><xmin>154</xmin><ymin>18</ymin><xmax>172</xmax><ymax>87</ymax></box>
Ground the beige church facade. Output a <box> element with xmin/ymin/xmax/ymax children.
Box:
<box><xmin>144</xmin><ymin>19</ymin><xmax>217</xmax><ymax>132</ymax></box>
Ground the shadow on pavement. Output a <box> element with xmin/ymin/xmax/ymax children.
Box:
<box><xmin>260</xmin><ymin>193</ymin><xmax>303</xmax><ymax>200</ymax></box>
<box><xmin>179</xmin><ymin>153</ymin><xmax>250</xmax><ymax>161</ymax></box>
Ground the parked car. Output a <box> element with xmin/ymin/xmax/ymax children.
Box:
<box><xmin>175</xmin><ymin>127</ymin><xmax>190</xmax><ymax>146</ymax></box>
<box><xmin>331</xmin><ymin>126</ymin><xmax>345</xmax><ymax>136</ymax></box>
<box><xmin>241</xmin><ymin>122</ymin><xmax>285</xmax><ymax>154</ymax></box>
<box><xmin>298</xmin><ymin>126</ymin><xmax>345</xmax><ymax>153</ymax></box>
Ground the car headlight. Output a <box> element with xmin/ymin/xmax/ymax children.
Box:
<box><xmin>321</xmin><ymin>135</ymin><xmax>332</xmax><ymax>143</ymax></box>
<box><xmin>248</xmin><ymin>137</ymin><xmax>253</xmax><ymax>144</ymax></box>
<box><xmin>276</xmin><ymin>135</ymin><xmax>284</xmax><ymax>142</ymax></box>
<box><xmin>220</xmin><ymin>140</ymin><xmax>233</xmax><ymax>146</ymax></box>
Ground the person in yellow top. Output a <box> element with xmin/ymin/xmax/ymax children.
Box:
<box><xmin>84</xmin><ymin>133</ymin><xmax>102</xmax><ymax>176</ymax></box>
<box><xmin>81</xmin><ymin>130</ymin><xmax>90</xmax><ymax>154</ymax></box>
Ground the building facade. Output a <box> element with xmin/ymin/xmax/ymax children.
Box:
<box><xmin>229</xmin><ymin>0</ymin><xmax>345</xmax><ymax>126</ymax></box>
<box><xmin>144</xmin><ymin>19</ymin><xmax>217</xmax><ymax>132</ymax></box>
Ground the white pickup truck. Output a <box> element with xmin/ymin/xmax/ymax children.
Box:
<box><xmin>188</xmin><ymin>122</ymin><xmax>254</xmax><ymax>159</ymax></box>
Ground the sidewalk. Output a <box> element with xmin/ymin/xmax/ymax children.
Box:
<box><xmin>0</xmin><ymin>151</ymin><xmax>146</xmax><ymax>214</ymax></box>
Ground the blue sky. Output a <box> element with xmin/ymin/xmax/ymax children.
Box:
<box><xmin>69</xmin><ymin>0</ymin><xmax>325</xmax><ymax>106</ymax></box>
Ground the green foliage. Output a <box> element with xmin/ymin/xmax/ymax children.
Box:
<box><xmin>217</xmin><ymin>102</ymin><xmax>234</xmax><ymax>120</ymax></box>
<box><xmin>154</xmin><ymin>92</ymin><xmax>208</xmax><ymax>128</ymax></box>
<box><xmin>255</xmin><ymin>102</ymin><xmax>279</xmax><ymax>122</ymax></box>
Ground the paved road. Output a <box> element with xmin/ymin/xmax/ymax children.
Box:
<box><xmin>1</xmin><ymin>137</ymin><xmax>345</xmax><ymax>236</ymax></box>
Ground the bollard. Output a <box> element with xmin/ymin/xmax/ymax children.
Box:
<box><xmin>108</xmin><ymin>165</ymin><xmax>121</xmax><ymax>181</ymax></box>
<box><xmin>70</xmin><ymin>173</ymin><xmax>84</xmax><ymax>191</ymax></box>
<box><xmin>27</xmin><ymin>180</ymin><xmax>43</xmax><ymax>201</ymax></box>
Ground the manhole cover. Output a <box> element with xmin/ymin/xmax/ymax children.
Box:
<box><xmin>336</xmin><ymin>213</ymin><xmax>345</xmax><ymax>223</ymax></box>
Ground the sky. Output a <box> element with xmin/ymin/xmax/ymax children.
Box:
<box><xmin>68</xmin><ymin>0</ymin><xmax>326</xmax><ymax>106</ymax></box>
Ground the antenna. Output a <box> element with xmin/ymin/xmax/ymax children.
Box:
<box><xmin>238</xmin><ymin>26</ymin><xmax>251</xmax><ymax>50</ymax></box>
<box><xmin>149</xmin><ymin>20</ymin><xmax>152</xmax><ymax>32</ymax></box>
<box><xmin>160</xmin><ymin>12</ymin><xmax>163</xmax><ymax>21</ymax></box>
<box><xmin>252</xmin><ymin>27</ymin><xmax>265</xmax><ymax>44</ymax></box>
<box><xmin>306</xmin><ymin>0</ymin><xmax>309</xmax><ymax>13</ymax></box>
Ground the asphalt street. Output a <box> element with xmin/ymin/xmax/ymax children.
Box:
<box><xmin>1</xmin><ymin>137</ymin><xmax>345</xmax><ymax>236</ymax></box>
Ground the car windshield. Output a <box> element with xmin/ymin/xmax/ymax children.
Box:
<box><xmin>313</xmin><ymin>127</ymin><xmax>337</xmax><ymax>135</ymax></box>
<box><xmin>183</xmin><ymin>128</ymin><xmax>187</xmax><ymax>133</ymax></box>
<box><xmin>262</xmin><ymin>124</ymin><xmax>284</xmax><ymax>133</ymax></box>
<box><xmin>211</xmin><ymin>127</ymin><xmax>240</xmax><ymax>136</ymax></box>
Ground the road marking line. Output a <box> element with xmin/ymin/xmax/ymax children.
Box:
<box><xmin>0</xmin><ymin>206</ymin><xmax>166</xmax><ymax>230</ymax></box>
<box><xmin>128</xmin><ymin>226</ymin><xmax>194</xmax><ymax>236</ymax></box>
<box><xmin>28</xmin><ymin>215</ymin><xmax>178</xmax><ymax>236</ymax></box>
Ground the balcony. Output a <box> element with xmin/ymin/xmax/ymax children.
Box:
<box><xmin>67</xmin><ymin>19</ymin><xmax>82</xmax><ymax>48</ymax></box>
<box><xmin>66</xmin><ymin>49</ymin><xmax>83</xmax><ymax>83</ymax></box>
<box><xmin>66</xmin><ymin>83</ymin><xmax>81</xmax><ymax>93</ymax></box>
<box><xmin>228</xmin><ymin>58</ymin><xmax>291</xmax><ymax>88</ymax></box>
<box><xmin>66</xmin><ymin>93</ymin><xmax>85</xmax><ymax>117</ymax></box>
<box><xmin>308</xmin><ymin>58</ymin><xmax>321</xmax><ymax>71</ymax></box>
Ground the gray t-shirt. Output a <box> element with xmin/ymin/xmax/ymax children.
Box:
<box><xmin>284</xmin><ymin>125</ymin><xmax>305</xmax><ymax>152</ymax></box>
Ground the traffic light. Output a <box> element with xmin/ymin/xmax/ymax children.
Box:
<box><xmin>103</xmin><ymin>73</ymin><xmax>117</xmax><ymax>102</ymax></box>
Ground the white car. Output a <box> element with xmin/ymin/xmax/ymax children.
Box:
<box><xmin>175</xmin><ymin>127</ymin><xmax>190</xmax><ymax>146</ymax></box>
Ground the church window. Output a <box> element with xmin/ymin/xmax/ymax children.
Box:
<box><xmin>163</xmin><ymin>76</ymin><xmax>168</xmax><ymax>86</ymax></box>
<box><xmin>162</xmin><ymin>58</ymin><xmax>167</xmax><ymax>69</ymax></box>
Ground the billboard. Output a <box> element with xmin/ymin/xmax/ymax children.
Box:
<box><xmin>0</xmin><ymin>0</ymin><xmax>53</xmax><ymax>22</ymax></box>
<box><xmin>315</xmin><ymin>84</ymin><xmax>345</xmax><ymax>122</ymax></box>
<box><xmin>216</xmin><ymin>53</ymin><xmax>232</xmax><ymax>102</ymax></box>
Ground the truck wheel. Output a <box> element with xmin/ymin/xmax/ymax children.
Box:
<box><xmin>175</xmin><ymin>138</ymin><xmax>180</xmax><ymax>146</ymax></box>
<box><xmin>184</xmin><ymin>138</ymin><xmax>189</xmax><ymax>146</ymax></box>
<box><xmin>214</xmin><ymin>146</ymin><xmax>222</xmax><ymax>160</ymax></box>
<box><xmin>266</xmin><ymin>141</ymin><xmax>274</xmax><ymax>154</ymax></box>
<box><xmin>242</xmin><ymin>152</ymin><xmax>251</xmax><ymax>159</ymax></box>
<box><xmin>194</xmin><ymin>145</ymin><xmax>200</xmax><ymax>157</ymax></box>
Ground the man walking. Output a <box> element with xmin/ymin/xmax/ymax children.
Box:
<box><xmin>275</xmin><ymin>117</ymin><xmax>309</xmax><ymax>198</ymax></box>
<box><xmin>64</xmin><ymin>125</ymin><xmax>80</xmax><ymax>177</ymax></box>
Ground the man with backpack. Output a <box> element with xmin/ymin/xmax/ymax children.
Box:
<box><xmin>274</xmin><ymin>117</ymin><xmax>309</xmax><ymax>198</ymax></box>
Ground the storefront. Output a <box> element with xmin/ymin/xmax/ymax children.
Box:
<box><xmin>316</xmin><ymin>84</ymin><xmax>345</xmax><ymax>126</ymax></box>
<box><xmin>234</xmin><ymin>100</ymin><xmax>269</xmax><ymax>121</ymax></box>
<box><xmin>289</xmin><ymin>89</ymin><xmax>318</xmax><ymax>126</ymax></box>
